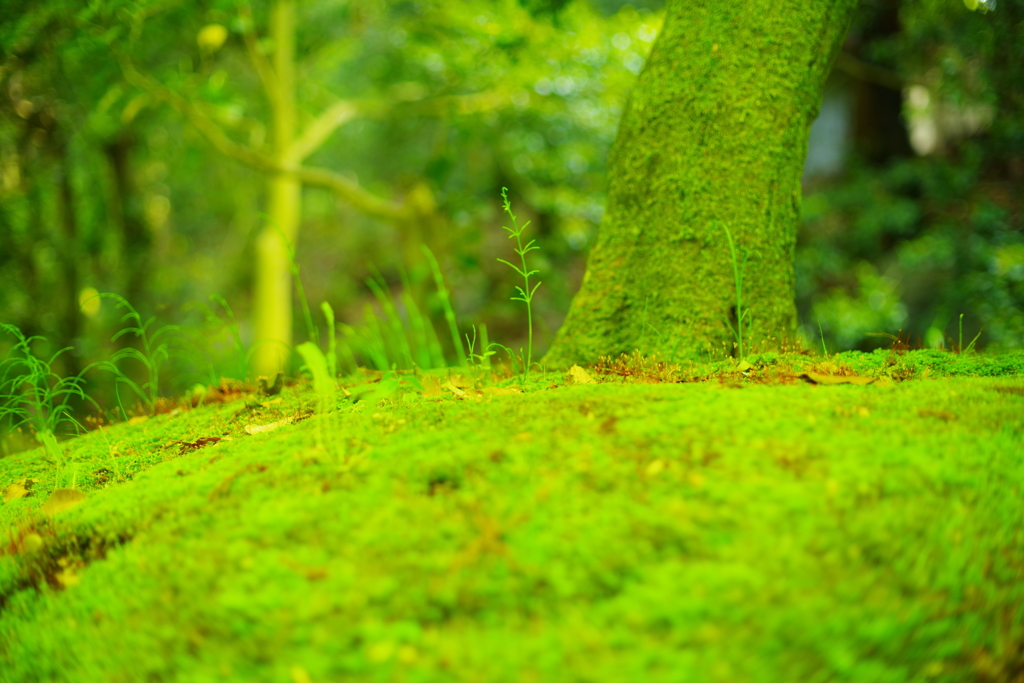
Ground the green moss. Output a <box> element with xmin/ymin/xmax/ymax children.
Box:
<box><xmin>1</xmin><ymin>354</ymin><xmax>1022</xmax><ymax>682</ymax></box>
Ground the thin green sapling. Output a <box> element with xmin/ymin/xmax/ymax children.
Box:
<box><xmin>497</xmin><ymin>187</ymin><xmax>542</xmax><ymax>379</ymax></box>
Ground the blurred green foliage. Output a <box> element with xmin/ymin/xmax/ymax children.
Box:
<box><xmin>0</xmin><ymin>0</ymin><xmax>1020</xmax><ymax>433</ymax></box>
<box><xmin>798</xmin><ymin>0</ymin><xmax>1022</xmax><ymax>352</ymax></box>
<box><xmin>0</xmin><ymin>0</ymin><xmax>659</xmax><ymax>400</ymax></box>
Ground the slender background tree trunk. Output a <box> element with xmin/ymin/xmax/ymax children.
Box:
<box><xmin>253</xmin><ymin>0</ymin><xmax>300</xmax><ymax>376</ymax></box>
<box><xmin>104</xmin><ymin>134</ymin><xmax>149</xmax><ymax>308</ymax></box>
<box><xmin>847</xmin><ymin>1</ymin><xmax>913</xmax><ymax>165</ymax></box>
<box><xmin>54</xmin><ymin>137</ymin><xmax>81</xmax><ymax>378</ymax></box>
<box><xmin>544</xmin><ymin>0</ymin><xmax>858</xmax><ymax>367</ymax></box>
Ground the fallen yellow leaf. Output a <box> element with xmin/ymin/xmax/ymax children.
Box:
<box><xmin>244</xmin><ymin>418</ymin><xmax>292</xmax><ymax>435</ymax></box>
<box><xmin>421</xmin><ymin>375</ymin><xmax>442</xmax><ymax>398</ymax></box>
<box><xmin>566</xmin><ymin>365</ymin><xmax>596</xmax><ymax>385</ymax></box>
<box><xmin>3</xmin><ymin>483</ymin><xmax>30</xmax><ymax>503</ymax></box>
<box><xmin>442</xmin><ymin>381</ymin><xmax>465</xmax><ymax>397</ymax></box>
<box><xmin>54</xmin><ymin>567</ymin><xmax>79</xmax><ymax>587</ymax></box>
<box><xmin>480</xmin><ymin>386</ymin><xmax>521</xmax><ymax>396</ymax></box>
<box><xmin>40</xmin><ymin>488</ymin><xmax>86</xmax><ymax>516</ymax></box>
<box><xmin>22</xmin><ymin>533</ymin><xmax>43</xmax><ymax>553</ymax></box>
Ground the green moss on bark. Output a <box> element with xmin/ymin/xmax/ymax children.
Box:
<box><xmin>545</xmin><ymin>0</ymin><xmax>858</xmax><ymax>368</ymax></box>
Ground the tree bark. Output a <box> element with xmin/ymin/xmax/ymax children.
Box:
<box><xmin>544</xmin><ymin>0</ymin><xmax>858</xmax><ymax>367</ymax></box>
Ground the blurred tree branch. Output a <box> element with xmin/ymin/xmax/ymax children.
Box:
<box><xmin>292</xmin><ymin>99</ymin><xmax>360</xmax><ymax>161</ymax></box>
<box><xmin>115</xmin><ymin>51</ymin><xmax>512</xmax><ymax>219</ymax></box>
<box><xmin>406</xmin><ymin>90</ymin><xmax>509</xmax><ymax>116</ymax></box>
<box><xmin>116</xmin><ymin>54</ymin><xmax>273</xmax><ymax>168</ymax></box>
<box><xmin>115</xmin><ymin>52</ymin><xmax>406</xmax><ymax>219</ymax></box>
<box><xmin>238</xmin><ymin>4</ymin><xmax>286</xmax><ymax>127</ymax></box>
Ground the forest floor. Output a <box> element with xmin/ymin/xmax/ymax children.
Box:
<box><xmin>1</xmin><ymin>348</ymin><xmax>1023</xmax><ymax>683</ymax></box>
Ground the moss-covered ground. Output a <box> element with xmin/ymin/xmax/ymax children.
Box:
<box><xmin>2</xmin><ymin>349</ymin><xmax>1023</xmax><ymax>682</ymax></box>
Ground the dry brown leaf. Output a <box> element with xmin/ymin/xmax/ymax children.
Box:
<box><xmin>800</xmin><ymin>372</ymin><xmax>877</xmax><ymax>386</ymax></box>
<box><xmin>566</xmin><ymin>365</ymin><xmax>596</xmax><ymax>385</ymax></box>
<box><xmin>40</xmin><ymin>488</ymin><xmax>86</xmax><ymax>516</ymax></box>
<box><xmin>259</xmin><ymin>371</ymin><xmax>284</xmax><ymax>396</ymax></box>
<box><xmin>175</xmin><ymin>436</ymin><xmax>222</xmax><ymax>454</ymax></box>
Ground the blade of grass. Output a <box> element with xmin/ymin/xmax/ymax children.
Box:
<box><xmin>421</xmin><ymin>245</ymin><xmax>467</xmax><ymax>368</ymax></box>
<box><xmin>321</xmin><ymin>302</ymin><xmax>337</xmax><ymax>380</ymax></box>
<box><xmin>398</xmin><ymin>263</ymin><xmax>445</xmax><ymax>368</ymax></box>
<box><xmin>366</xmin><ymin>267</ymin><xmax>415</xmax><ymax>369</ymax></box>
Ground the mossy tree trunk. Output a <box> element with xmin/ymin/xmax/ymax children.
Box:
<box><xmin>544</xmin><ymin>0</ymin><xmax>858</xmax><ymax>367</ymax></box>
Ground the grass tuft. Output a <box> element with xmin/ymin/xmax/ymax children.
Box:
<box><xmin>720</xmin><ymin>222</ymin><xmax>757</xmax><ymax>362</ymax></box>
<box><xmin>0</xmin><ymin>324</ymin><xmax>97</xmax><ymax>474</ymax></box>
<box><xmin>422</xmin><ymin>246</ymin><xmax>468</xmax><ymax>368</ymax></box>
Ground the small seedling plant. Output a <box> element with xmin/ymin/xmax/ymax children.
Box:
<box><xmin>203</xmin><ymin>294</ymin><xmax>252</xmax><ymax>381</ymax></box>
<box><xmin>0</xmin><ymin>324</ymin><xmax>97</xmax><ymax>477</ymax></box>
<box><xmin>465</xmin><ymin>324</ymin><xmax>495</xmax><ymax>370</ymax></box>
<box><xmin>957</xmin><ymin>313</ymin><xmax>982</xmax><ymax>355</ymax></box>
<box><xmin>94</xmin><ymin>293</ymin><xmax>179</xmax><ymax>417</ymax></box>
<box><xmin>497</xmin><ymin>187</ymin><xmax>542</xmax><ymax>379</ymax></box>
<box><xmin>296</xmin><ymin>341</ymin><xmax>338</xmax><ymax>455</ymax></box>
